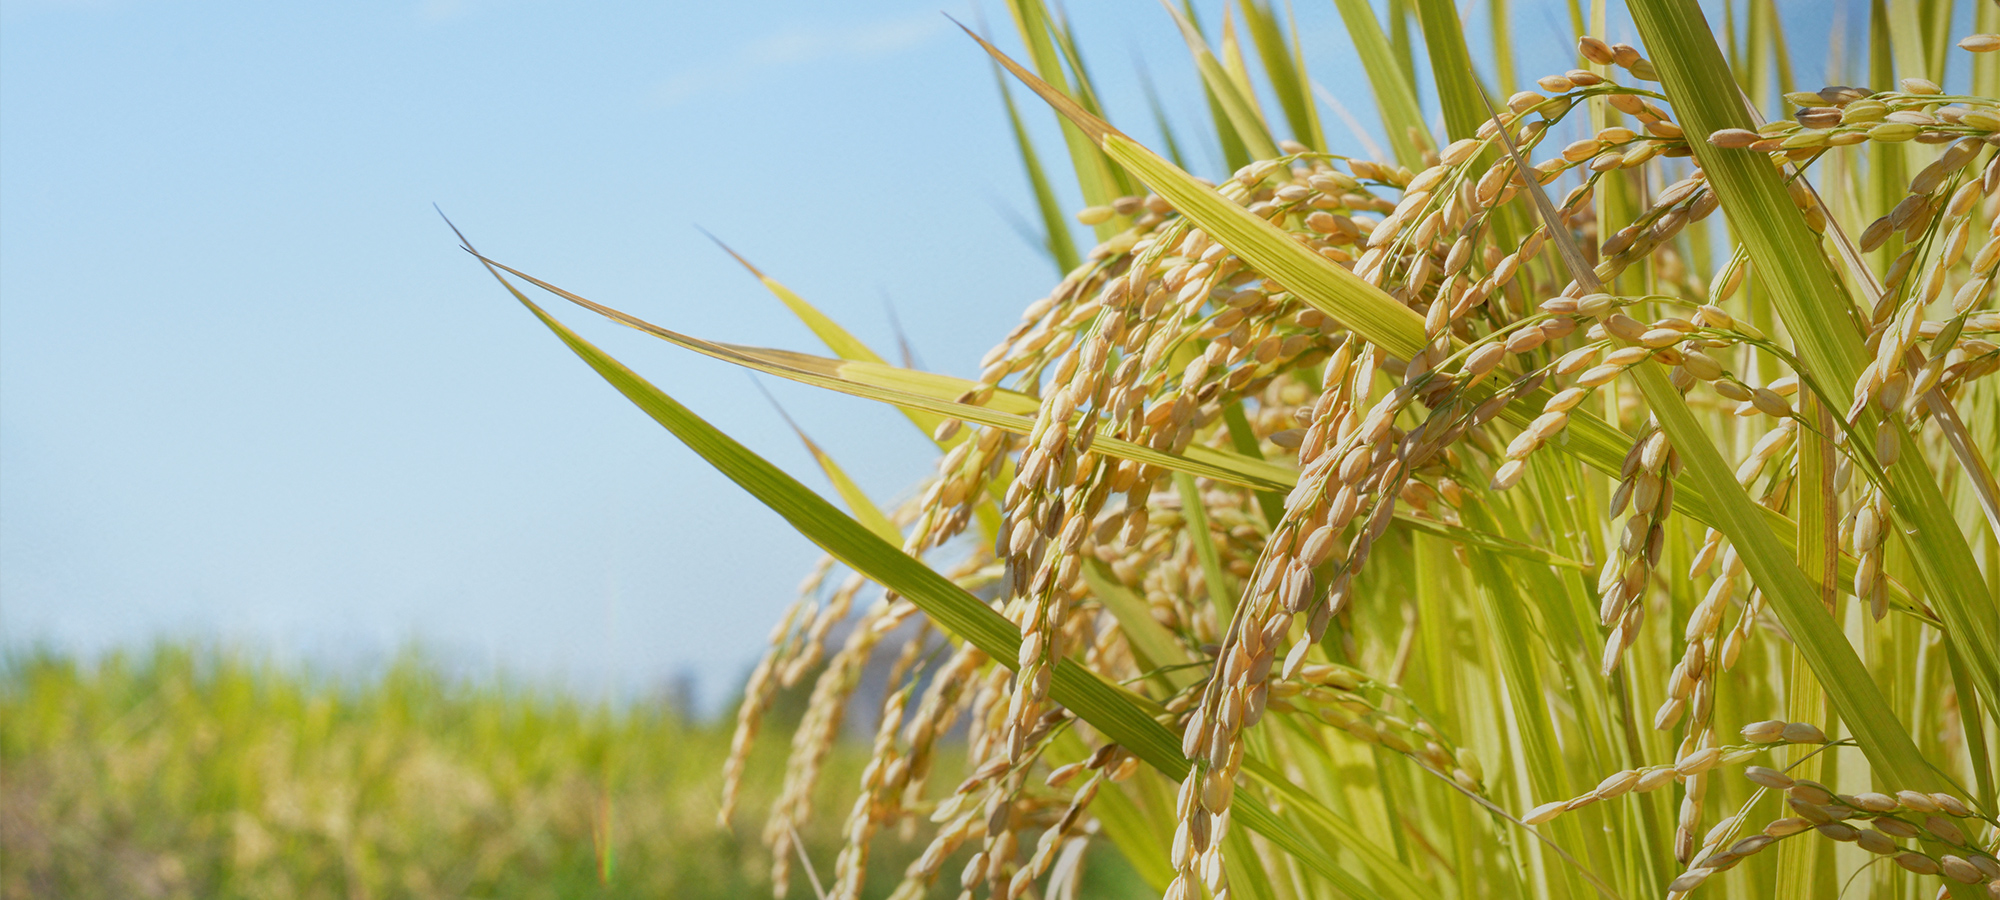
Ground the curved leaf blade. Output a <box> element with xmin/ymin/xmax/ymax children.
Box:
<box><xmin>488</xmin><ymin>265</ymin><xmax>1438</xmax><ymax>900</ymax></box>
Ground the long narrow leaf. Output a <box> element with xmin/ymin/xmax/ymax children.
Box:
<box><xmin>489</xmin><ymin>254</ymin><xmax>1578</xmax><ymax>573</ymax></box>
<box><xmin>1174</xmin><ymin>472</ymin><xmax>1238</xmax><ymax>622</ymax></box>
<box><xmin>1472</xmin><ymin>59</ymin><xmax>1949</xmax><ymax>791</ymax></box>
<box><xmin>708</xmin><ymin>236</ymin><xmax>961</xmax><ymax>447</ymax></box>
<box><xmin>1157</xmin><ymin>0</ymin><xmax>1282</xmax><ymax>161</ymax></box>
<box><xmin>1328</xmin><ymin>0</ymin><xmax>1429</xmax><ymax>167</ymax></box>
<box><xmin>483</xmin><ymin>260</ymin><xmax>1438</xmax><ymax>900</ymax></box>
<box><xmin>1001</xmin><ymin>0</ymin><xmax>1130</xmax><ymax>240</ymax></box>
<box><xmin>1238</xmin><ymin>0</ymin><xmax>1321</xmax><ymax>150</ymax></box>
<box><xmin>1412</xmin><ymin>0</ymin><xmax>1490</xmax><ymax>142</ymax></box>
<box><xmin>967</xmin><ymin>22</ymin><xmax>1910</xmax><ymax>614</ymax></box>
<box><xmin>754</xmin><ymin>383</ymin><xmax>903</xmax><ymax>546</ymax></box>
<box><xmin>708</xmin><ymin>236</ymin><xmax>887</xmax><ymax>367</ymax></box>
<box><xmin>1629</xmin><ymin>0</ymin><xmax>2000</xmax><ymax>718</ymax></box>
<box><xmin>480</xmin><ymin>256</ymin><xmax>1299</xmax><ymax>493</ymax></box>
<box><xmin>990</xmin><ymin>60</ymin><xmax>1082</xmax><ymax>274</ymax></box>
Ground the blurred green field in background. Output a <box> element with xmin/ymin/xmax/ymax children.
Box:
<box><xmin>0</xmin><ymin>643</ymin><xmax>1145</xmax><ymax>900</ymax></box>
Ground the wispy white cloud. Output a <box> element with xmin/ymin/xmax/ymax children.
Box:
<box><xmin>652</xmin><ymin>11</ymin><xmax>948</xmax><ymax>107</ymax></box>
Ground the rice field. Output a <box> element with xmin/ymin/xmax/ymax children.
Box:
<box><xmin>464</xmin><ymin>1</ymin><xmax>2000</xmax><ymax>898</ymax></box>
<box><xmin>0</xmin><ymin>644</ymin><xmax>1148</xmax><ymax>899</ymax></box>
<box><xmin>12</xmin><ymin>2</ymin><xmax>2000</xmax><ymax>899</ymax></box>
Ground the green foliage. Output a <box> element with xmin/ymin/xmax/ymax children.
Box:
<box><xmin>465</xmin><ymin>3</ymin><xmax>2000</xmax><ymax>899</ymax></box>
<box><xmin>0</xmin><ymin>644</ymin><xmax>1132</xmax><ymax>900</ymax></box>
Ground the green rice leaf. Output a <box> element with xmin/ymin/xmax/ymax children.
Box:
<box><xmin>1485</xmin><ymin>0</ymin><xmax>1517</xmax><ymax>95</ymax></box>
<box><xmin>990</xmin><ymin>59</ymin><xmax>1082</xmax><ymax>274</ymax></box>
<box><xmin>1775</xmin><ymin>393</ymin><xmax>1835</xmax><ymax>894</ymax></box>
<box><xmin>1220</xmin><ymin>401</ymin><xmax>1285</xmax><ymax>526</ymax></box>
<box><xmin>1944</xmin><ymin>640</ymin><xmax>1998</xmax><ymax>812</ymax></box>
<box><xmin>1000</xmin><ymin>1</ymin><xmax>1130</xmax><ymax>241</ymax></box>
<box><xmin>1237</xmin><ymin>756</ymin><xmax>1439</xmax><ymax>900</ymax></box>
<box><xmin>1174</xmin><ymin>472</ymin><xmax>1237</xmax><ymax>622</ymax></box>
<box><xmin>478</xmin><ymin>254</ymin><xmax>1300</xmax><ymax>494</ymax></box>
<box><xmin>1238</xmin><ymin>0</ymin><xmax>1322</xmax><ymax>150</ymax></box>
<box><xmin>1221</xmin><ymin>828</ymin><xmax>1279</xmax><ymax>900</ymax></box>
<box><xmin>1157</xmin><ymin>0</ymin><xmax>1282</xmax><ymax>161</ymax></box>
<box><xmin>968</xmin><ymin>23</ymin><xmax>1903</xmax><ymax>612</ymax></box>
<box><xmin>1629</xmin><ymin>0</ymin><xmax>1999</xmax><ymax>719</ymax></box>
<box><xmin>486</xmin><ymin>261</ymin><xmax>1436</xmax><ymax>900</ymax></box>
<box><xmin>1081</xmin><ymin>559</ymin><xmax>1195</xmax><ymax>691</ymax></box>
<box><xmin>708</xmin><ymin>237</ymin><xmax>954</xmax><ymax>445</ymax></box>
<box><xmin>1412</xmin><ymin>0</ymin><xmax>1489</xmax><ymax>142</ymax></box>
<box><xmin>1039</xmin><ymin>9</ymin><xmax>1143</xmax><ymax>201</ymax></box>
<box><xmin>756</xmin><ymin>388</ymin><xmax>902</xmax><ymax>546</ymax></box>
<box><xmin>707</xmin><ymin>236</ymin><xmax>887</xmax><ymax>367</ymax></box>
<box><xmin>1217</xmin><ymin>7</ymin><xmax>1266</xmax><ymax>126</ymax></box>
<box><xmin>1136</xmin><ymin>62</ymin><xmax>1193</xmax><ymax>170</ymax></box>
<box><xmin>801</xmin><ymin>440</ymin><xmax>899</xmax><ymax>547</ymax></box>
<box><xmin>1328</xmin><ymin>0</ymin><xmax>1429</xmax><ymax>166</ymax></box>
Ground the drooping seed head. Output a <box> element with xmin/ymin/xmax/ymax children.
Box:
<box><xmin>1594</xmin><ymin>769</ymin><xmax>1642</xmax><ymax>799</ymax></box>
<box><xmin>1924</xmin><ymin>815</ymin><xmax>1966</xmax><ymax>846</ymax></box>
<box><xmin>1874</xmin><ymin>816</ymin><xmax>1922</xmax><ymax>839</ymax></box>
<box><xmin>1666</xmin><ymin>869</ymin><xmax>1710</xmax><ymax>892</ymax></box>
<box><xmin>1675</xmin><ymin>747</ymin><xmax>1721</xmax><ymax>776</ymax></box>
<box><xmin>1938</xmin><ymin>855</ymin><xmax>1984</xmax><ymax>884</ymax></box>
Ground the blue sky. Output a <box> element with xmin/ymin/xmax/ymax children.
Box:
<box><xmin>1</xmin><ymin>0</ymin><xmax>1867</xmax><ymax>705</ymax></box>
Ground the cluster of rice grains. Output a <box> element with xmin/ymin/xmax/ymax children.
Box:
<box><xmin>717</xmin><ymin>34</ymin><xmax>2000</xmax><ymax>900</ymax></box>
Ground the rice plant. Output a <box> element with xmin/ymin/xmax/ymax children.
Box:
<box><xmin>468</xmin><ymin>1</ymin><xmax>2000</xmax><ymax>897</ymax></box>
<box><xmin>0</xmin><ymin>643</ymin><xmax>1010</xmax><ymax>899</ymax></box>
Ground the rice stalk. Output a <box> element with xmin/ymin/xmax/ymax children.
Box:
<box><xmin>482</xmin><ymin>5</ymin><xmax>2000</xmax><ymax>898</ymax></box>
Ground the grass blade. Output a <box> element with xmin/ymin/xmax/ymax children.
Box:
<box><xmin>1485</xmin><ymin>0</ymin><xmax>1517</xmax><ymax>96</ymax></box>
<box><xmin>1412</xmin><ymin>0</ymin><xmax>1491</xmax><ymax>142</ymax></box>
<box><xmin>707</xmin><ymin>236</ymin><xmax>887</xmax><ymax>367</ymax></box>
<box><xmin>1081</xmin><ymin>559</ymin><xmax>1194</xmax><ymax>689</ymax></box>
<box><xmin>1157</xmin><ymin>0</ymin><xmax>1281</xmax><ymax>161</ymax></box>
<box><xmin>477</xmin><ymin>254</ymin><xmax>1300</xmax><ymax>493</ymax></box>
<box><xmin>1136</xmin><ymin>60</ymin><xmax>1194</xmax><ymax>170</ymax></box>
<box><xmin>969</xmin><ymin>23</ymin><xmax>1912</xmax><ymax>615</ymax></box>
<box><xmin>1629</xmin><ymin>0</ymin><xmax>2000</xmax><ymax>720</ymax></box>
<box><xmin>1001</xmin><ymin>0</ymin><xmax>1131</xmax><ymax>241</ymax></box>
<box><xmin>482</xmin><ymin>256</ymin><xmax>1438</xmax><ymax>900</ymax></box>
<box><xmin>1174</xmin><ymin>471</ymin><xmax>1238</xmax><ymax>622</ymax></box>
<box><xmin>753</xmin><ymin>382</ymin><xmax>902</xmax><ymax>545</ymax></box>
<box><xmin>1238</xmin><ymin>0</ymin><xmax>1322</xmax><ymax>150</ymax></box>
<box><xmin>990</xmin><ymin>58</ymin><xmax>1082</xmax><ymax>274</ymax></box>
<box><xmin>708</xmin><ymin>236</ymin><xmax>956</xmax><ymax>445</ymax></box>
<box><xmin>1473</xmin><ymin>67</ymin><xmax>1949</xmax><ymax>794</ymax></box>
<box><xmin>1328</xmin><ymin>0</ymin><xmax>1429</xmax><ymax>166</ymax></box>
